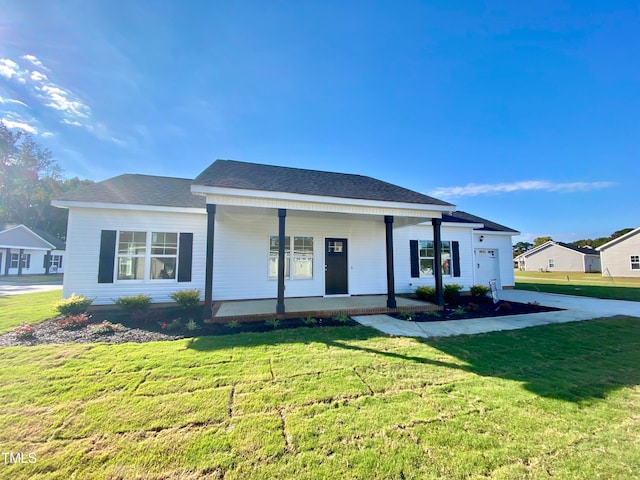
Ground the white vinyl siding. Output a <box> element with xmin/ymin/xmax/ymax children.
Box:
<box><xmin>62</xmin><ymin>207</ymin><xmax>206</xmax><ymax>304</ymax></box>
<box><xmin>599</xmin><ymin>231</ymin><xmax>640</xmax><ymax>277</ymax></box>
<box><xmin>212</xmin><ymin>206</ymin><xmax>388</xmax><ymax>301</ymax></box>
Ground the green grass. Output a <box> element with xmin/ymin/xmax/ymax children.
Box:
<box><xmin>0</xmin><ymin>290</ymin><xmax>61</xmax><ymax>333</ymax></box>
<box><xmin>515</xmin><ymin>270</ymin><xmax>640</xmax><ymax>301</ymax></box>
<box><xmin>1</xmin><ymin>316</ymin><xmax>639</xmax><ymax>479</ymax></box>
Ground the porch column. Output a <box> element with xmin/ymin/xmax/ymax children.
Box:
<box><xmin>17</xmin><ymin>249</ymin><xmax>24</xmax><ymax>276</ymax></box>
<box><xmin>203</xmin><ymin>204</ymin><xmax>216</xmax><ymax>319</ymax></box>
<box><xmin>432</xmin><ymin>218</ymin><xmax>444</xmax><ymax>306</ymax></box>
<box><xmin>276</xmin><ymin>209</ymin><xmax>286</xmax><ymax>315</ymax></box>
<box><xmin>45</xmin><ymin>250</ymin><xmax>51</xmax><ymax>275</ymax></box>
<box><xmin>3</xmin><ymin>248</ymin><xmax>9</xmax><ymax>276</ymax></box>
<box><xmin>384</xmin><ymin>215</ymin><xmax>397</xmax><ymax>308</ymax></box>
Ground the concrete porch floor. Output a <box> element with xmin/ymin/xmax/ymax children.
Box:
<box><xmin>209</xmin><ymin>295</ymin><xmax>437</xmax><ymax>322</ymax></box>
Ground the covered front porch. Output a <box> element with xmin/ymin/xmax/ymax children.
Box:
<box><xmin>208</xmin><ymin>294</ymin><xmax>438</xmax><ymax>323</ymax></box>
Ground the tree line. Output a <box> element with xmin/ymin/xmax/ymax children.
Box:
<box><xmin>0</xmin><ymin>122</ymin><xmax>93</xmax><ymax>240</ymax></box>
<box><xmin>513</xmin><ymin>229</ymin><xmax>634</xmax><ymax>257</ymax></box>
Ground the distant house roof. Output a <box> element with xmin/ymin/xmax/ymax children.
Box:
<box><xmin>515</xmin><ymin>240</ymin><xmax>600</xmax><ymax>260</ymax></box>
<box><xmin>442</xmin><ymin>211</ymin><xmax>519</xmax><ymax>234</ymax></box>
<box><xmin>597</xmin><ymin>227</ymin><xmax>640</xmax><ymax>251</ymax></box>
<box><xmin>54</xmin><ymin>174</ymin><xmax>206</xmax><ymax>209</ymax></box>
<box><xmin>0</xmin><ymin>224</ymin><xmax>65</xmax><ymax>250</ymax></box>
<box><xmin>193</xmin><ymin>159</ymin><xmax>454</xmax><ymax>207</ymax></box>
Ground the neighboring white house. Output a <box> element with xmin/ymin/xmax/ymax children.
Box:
<box><xmin>597</xmin><ymin>227</ymin><xmax>640</xmax><ymax>277</ymax></box>
<box><xmin>0</xmin><ymin>224</ymin><xmax>66</xmax><ymax>276</ymax></box>
<box><xmin>514</xmin><ymin>240</ymin><xmax>601</xmax><ymax>273</ymax></box>
<box><xmin>52</xmin><ymin>160</ymin><xmax>518</xmax><ymax>313</ymax></box>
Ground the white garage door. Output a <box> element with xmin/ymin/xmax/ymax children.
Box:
<box><xmin>475</xmin><ymin>248</ymin><xmax>500</xmax><ymax>289</ymax></box>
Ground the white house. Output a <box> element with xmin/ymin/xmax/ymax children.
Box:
<box><xmin>52</xmin><ymin>160</ymin><xmax>518</xmax><ymax>315</ymax></box>
<box><xmin>514</xmin><ymin>240</ymin><xmax>601</xmax><ymax>273</ymax></box>
<box><xmin>0</xmin><ymin>224</ymin><xmax>66</xmax><ymax>276</ymax></box>
<box><xmin>597</xmin><ymin>227</ymin><xmax>640</xmax><ymax>277</ymax></box>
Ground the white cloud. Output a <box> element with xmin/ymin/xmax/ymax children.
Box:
<box><xmin>429</xmin><ymin>180</ymin><xmax>616</xmax><ymax>199</ymax></box>
<box><xmin>0</xmin><ymin>96</ymin><xmax>27</xmax><ymax>107</ymax></box>
<box><xmin>2</xmin><ymin>119</ymin><xmax>38</xmax><ymax>134</ymax></box>
<box><xmin>21</xmin><ymin>54</ymin><xmax>46</xmax><ymax>69</ymax></box>
<box><xmin>0</xmin><ymin>58</ymin><xmax>20</xmax><ymax>78</ymax></box>
<box><xmin>30</xmin><ymin>70</ymin><xmax>48</xmax><ymax>82</ymax></box>
<box><xmin>38</xmin><ymin>84</ymin><xmax>90</xmax><ymax>118</ymax></box>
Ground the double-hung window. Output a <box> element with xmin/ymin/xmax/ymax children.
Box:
<box><xmin>116</xmin><ymin>231</ymin><xmax>179</xmax><ymax>281</ymax></box>
<box><xmin>269</xmin><ymin>235</ymin><xmax>314</xmax><ymax>279</ymax></box>
<box><xmin>117</xmin><ymin>231</ymin><xmax>147</xmax><ymax>280</ymax></box>
<box><xmin>418</xmin><ymin>240</ymin><xmax>451</xmax><ymax>276</ymax></box>
<box><xmin>631</xmin><ymin>255</ymin><xmax>640</xmax><ymax>270</ymax></box>
<box><xmin>10</xmin><ymin>253</ymin><xmax>30</xmax><ymax>269</ymax></box>
<box><xmin>150</xmin><ymin>232</ymin><xmax>178</xmax><ymax>279</ymax></box>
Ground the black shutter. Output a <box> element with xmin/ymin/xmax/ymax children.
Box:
<box><xmin>410</xmin><ymin>240</ymin><xmax>420</xmax><ymax>278</ymax></box>
<box><xmin>98</xmin><ymin>230</ymin><xmax>117</xmax><ymax>283</ymax></box>
<box><xmin>452</xmin><ymin>241</ymin><xmax>461</xmax><ymax>277</ymax></box>
<box><xmin>59</xmin><ymin>255</ymin><xmax>63</xmax><ymax>269</ymax></box>
<box><xmin>43</xmin><ymin>253</ymin><xmax>49</xmax><ymax>268</ymax></box>
<box><xmin>177</xmin><ymin>233</ymin><xmax>193</xmax><ymax>282</ymax></box>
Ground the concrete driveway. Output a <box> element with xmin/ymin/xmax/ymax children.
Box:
<box><xmin>353</xmin><ymin>290</ymin><xmax>640</xmax><ymax>338</ymax></box>
<box><xmin>0</xmin><ymin>278</ymin><xmax>63</xmax><ymax>296</ymax></box>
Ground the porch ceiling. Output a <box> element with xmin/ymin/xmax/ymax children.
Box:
<box><xmin>214</xmin><ymin>204</ymin><xmax>438</xmax><ymax>227</ymax></box>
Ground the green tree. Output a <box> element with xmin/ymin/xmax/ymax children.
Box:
<box><xmin>513</xmin><ymin>241</ymin><xmax>533</xmax><ymax>257</ymax></box>
<box><xmin>0</xmin><ymin>122</ymin><xmax>92</xmax><ymax>239</ymax></box>
<box><xmin>533</xmin><ymin>236</ymin><xmax>552</xmax><ymax>247</ymax></box>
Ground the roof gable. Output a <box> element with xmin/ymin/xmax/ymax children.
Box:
<box><xmin>517</xmin><ymin>240</ymin><xmax>600</xmax><ymax>259</ymax></box>
<box><xmin>193</xmin><ymin>160</ymin><xmax>454</xmax><ymax>207</ymax></box>
<box><xmin>597</xmin><ymin>227</ymin><xmax>640</xmax><ymax>251</ymax></box>
<box><xmin>0</xmin><ymin>224</ymin><xmax>62</xmax><ymax>250</ymax></box>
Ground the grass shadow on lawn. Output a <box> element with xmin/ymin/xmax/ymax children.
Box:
<box><xmin>189</xmin><ymin>315</ymin><xmax>640</xmax><ymax>404</ymax></box>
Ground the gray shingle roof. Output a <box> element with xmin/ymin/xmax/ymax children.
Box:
<box><xmin>555</xmin><ymin>241</ymin><xmax>600</xmax><ymax>256</ymax></box>
<box><xmin>193</xmin><ymin>160</ymin><xmax>454</xmax><ymax>207</ymax></box>
<box><xmin>56</xmin><ymin>174</ymin><xmax>206</xmax><ymax>209</ymax></box>
<box><xmin>442</xmin><ymin>211</ymin><xmax>518</xmax><ymax>233</ymax></box>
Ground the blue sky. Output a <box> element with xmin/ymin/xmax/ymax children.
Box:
<box><xmin>1</xmin><ymin>1</ymin><xmax>638</xmax><ymax>243</ymax></box>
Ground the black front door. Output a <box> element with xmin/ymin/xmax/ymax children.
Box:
<box><xmin>325</xmin><ymin>238</ymin><xmax>348</xmax><ymax>295</ymax></box>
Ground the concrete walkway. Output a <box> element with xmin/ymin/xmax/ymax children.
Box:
<box><xmin>352</xmin><ymin>290</ymin><xmax>640</xmax><ymax>338</ymax></box>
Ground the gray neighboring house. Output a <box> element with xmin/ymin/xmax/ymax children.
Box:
<box><xmin>0</xmin><ymin>224</ymin><xmax>66</xmax><ymax>276</ymax></box>
<box><xmin>514</xmin><ymin>240</ymin><xmax>601</xmax><ymax>273</ymax></box>
<box><xmin>597</xmin><ymin>227</ymin><xmax>640</xmax><ymax>277</ymax></box>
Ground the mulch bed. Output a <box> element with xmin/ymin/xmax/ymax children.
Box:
<box><xmin>1</xmin><ymin>299</ymin><xmax>562</xmax><ymax>347</ymax></box>
<box><xmin>390</xmin><ymin>298</ymin><xmax>561</xmax><ymax>322</ymax></box>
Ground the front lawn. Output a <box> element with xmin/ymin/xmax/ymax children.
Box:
<box><xmin>1</xmin><ymin>315</ymin><xmax>638</xmax><ymax>479</ymax></box>
<box><xmin>515</xmin><ymin>271</ymin><xmax>640</xmax><ymax>301</ymax></box>
<box><xmin>0</xmin><ymin>290</ymin><xmax>61</xmax><ymax>333</ymax></box>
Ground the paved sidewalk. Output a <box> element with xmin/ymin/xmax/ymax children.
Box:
<box><xmin>353</xmin><ymin>290</ymin><xmax>640</xmax><ymax>339</ymax></box>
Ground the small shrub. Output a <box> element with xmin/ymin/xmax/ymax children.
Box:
<box><xmin>444</xmin><ymin>283</ymin><xmax>463</xmax><ymax>304</ymax></box>
<box><xmin>452</xmin><ymin>306</ymin><xmax>466</xmax><ymax>315</ymax></box>
<box><xmin>465</xmin><ymin>302</ymin><xmax>481</xmax><ymax>313</ymax></box>
<box><xmin>185</xmin><ymin>318</ymin><xmax>199</xmax><ymax>331</ymax></box>
<box><xmin>398</xmin><ymin>311</ymin><xmax>414</xmax><ymax>321</ymax></box>
<box><xmin>470</xmin><ymin>285</ymin><xmax>490</xmax><ymax>298</ymax></box>
<box><xmin>265</xmin><ymin>318</ymin><xmax>280</xmax><ymax>329</ymax></box>
<box><xmin>55</xmin><ymin>293</ymin><xmax>93</xmax><ymax>316</ymax></box>
<box><xmin>303</xmin><ymin>315</ymin><xmax>317</xmax><ymax>325</ymax></box>
<box><xmin>114</xmin><ymin>294</ymin><xmax>151</xmax><ymax>312</ymax></box>
<box><xmin>424</xmin><ymin>310</ymin><xmax>441</xmax><ymax>318</ymax></box>
<box><xmin>226</xmin><ymin>320</ymin><xmax>241</xmax><ymax>329</ymax></box>
<box><xmin>333</xmin><ymin>314</ymin><xmax>350</xmax><ymax>323</ymax></box>
<box><xmin>13</xmin><ymin>323</ymin><xmax>35</xmax><ymax>339</ymax></box>
<box><xmin>170</xmin><ymin>289</ymin><xmax>202</xmax><ymax>309</ymax></box>
<box><xmin>89</xmin><ymin>320</ymin><xmax>121</xmax><ymax>335</ymax></box>
<box><xmin>415</xmin><ymin>286</ymin><xmax>436</xmax><ymax>302</ymax></box>
<box><xmin>498</xmin><ymin>301</ymin><xmax>512</xmax><ymax>312</ymax></box>
<box><xmin>160</xmin><ymin>318</ymin><xmax>182</xmax><ymax>332</ymax></box>
<box><xmin>56</xmin><ymin>313</ymin><xmax>91</xmax><ymax>330</ymax></box>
